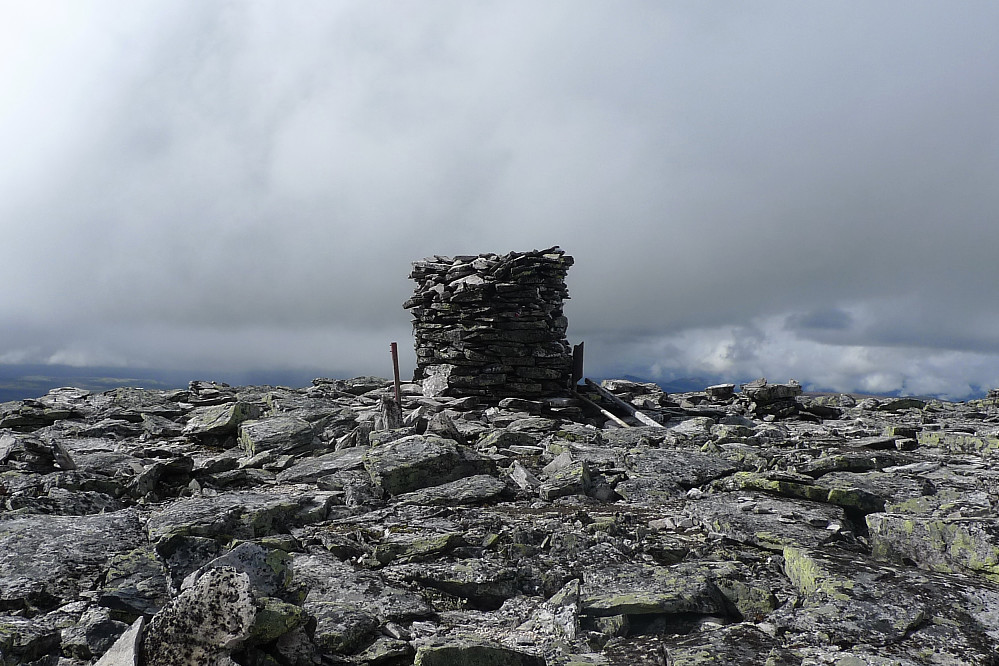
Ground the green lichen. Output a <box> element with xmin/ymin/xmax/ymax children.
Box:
<box><xmin>374</xmin><ymin>532</ymin><xmax>464</xmax><ymax>565</ymax></box>
<box><xmin>869</xmin><ymin>514</ymin><xmax>999</xmax><ymax>583</ymax></box>
<box><xmin>916</xmin><ymin>431</ymin><xmax>999</xmax><ymax>456</ymax></box>
<box><xmin>249</xmin><ymin>596</ymin><xmax>304</xmax><ymax>643</ymax></box>
<box><xmin>714</xmin><ymin>579</ymin><xmax>779</xmax><ymax>620</ymax></box>
<box><xmin>886</xmin><ymin>496</ymin><xmax>937</xmax><ymax>515</ymax></box>
<box><xmin>826</xmin><ymin>487</ymin><xmax>884</xmax><ymax>513</ymax></box>
<box><xmin>782</xmin><ymin>546</ymin><xmax>853</xmax><ymax>601</ymax></box>
<box><xmin>584</xmin><ymin>592</ymin><xmax>670</xmax><ymax>615</ymax></box>
<box><xmin>753</xmin><ymin>531</ymin><xmax>792</xmax><ymax>549</ymax></box>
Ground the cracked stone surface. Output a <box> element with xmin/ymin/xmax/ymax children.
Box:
<box><xmin>2</xmin><ymin>375</ymin><xmax>999</xmax><ymax>664</ymax></box>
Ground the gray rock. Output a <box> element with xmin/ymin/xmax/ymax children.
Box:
<box><xmin>617</xmin><ymin>448</ymin><xmax>741</xmax><ymax>505</ymax></box>
<box><xmin>142</xmin><ymin>567</ymin><xmax>256</xmax><ymax>665</ymax></box>
<box><xmin>687</xmin><ymin>492</ymin><xmax>850</xmax><ymax>550</ymax></box>
<box><xmin>93</xmin><ymin>617</ymin><xmax>144</xmax><ymax>666</ymax></box>
<box><xmin>867</xmin><ymin>511</ymin><xmax>999</xmax><ymax>581</ymax></box>
<box><xmin>0</xmin><ymin>612</ymin><xmax>64</xmax><ymax>663</ymax></box>
<box><xmin>539</xmin><ymin>460</ymin><xmax>591</xmax><ymax>501</ymax></box>
<box><xmin>183</xmin><ymin>401</ymin><xmax>261</xmax><ymax>437</ymax></box>
<box><xmin>414</xmin><ymin>637</ymin><xmax>545</xmax><ymax>666</ymax></box>
<box><xmin>394</xmin><ymin>474</ymin><xmax>508</xmax><ymax>506</ymax></box>
<box><xmin>660</xmin><ymin>623</ymin><xmax>777</xmax><ymax>665</ymax></box>
<box><xmin>61</xmin><ymin>606</ymin><xmax>130</xmax><ymax>661</ymax></box>
<box><xmin>99</xmin><ymin>545</ymin><xmax>171</xmax><ymax>616</ymax></box>
<box><xmin>385</xmin><ymin>558</ymin><xmax>521</xmax><ymax>610</ymax></box>
<box><xmin>181</xmin><ymin>542</ymin><xmax>292</xmax><ymax>598</ymax></box>
<box><xmin>740</xmin><ymin>378</ymin><xmax>802</xmax><ymax>404</ymax></box>
<box><xmin>363</xmin><ymin>434</ymin><xmax>496</xmax><ymax>496</ymax></box>
<box><xmin>0</xmin><ymin>509</ymin><xmax>144</xmax><ymax>614</ymax></box>
<box><xmin>581</xmin><ymin>562</ymin><xmax>730</xmax><ymax>619</ymax></box>
<box><xmin>237</xmin><ymin>415</ymin><xmax>319</xmax><ymax>456</ymax></box>
<box><xmin>777</xmin><ymin>545</ymin><xmax>999</xmax><ymax>661</ymax></box>
<box><xmin>145</xmin><ymin>491</ymin><xmax>314</xmax><ymax>543</ymax></box>
<box><xmin>274</xmin><ymin>446</ymin><xmax>367</xmax><ymax>484</ymax></box>
<box><xmin>291</xmin><ymin>552</ymin><xmax>435</xmax><ymax>621</ymax></box>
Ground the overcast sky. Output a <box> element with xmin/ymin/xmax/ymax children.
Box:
<box><xmin>2</xmin><ymin>1</ymin><xmax>999</xmax><ymax>399</ymax></box>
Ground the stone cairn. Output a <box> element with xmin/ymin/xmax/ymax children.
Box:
<box><xmin>404</xmin><ymin>247</ymin><xmax>574</xmax><ymax>400</ymax></box>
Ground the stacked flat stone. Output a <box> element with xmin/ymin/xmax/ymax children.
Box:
<box><xmin>404</xmin><ymin>247</ymin><xmax>574</xmax><ymax>400</ymax></box>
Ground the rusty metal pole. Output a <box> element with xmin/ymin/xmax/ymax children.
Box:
<box><xmin>390</xmin><ymin>342</ymin><xmax>402</xmax><ymax>406</ymax></box>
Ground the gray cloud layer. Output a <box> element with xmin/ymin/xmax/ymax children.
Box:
<box><xmin>2</xmin><ymin>1</ymin><xmax>999</xmax><ymax>397</ymax></box>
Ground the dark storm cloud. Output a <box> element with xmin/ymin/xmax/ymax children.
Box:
<box><xmin>2</xmin><ymin>1</ymin><xmax>999</xmax><ymax>396</ymax></box>
<box><xmin>785</xmin><ymin>309</ymin><xmax>854</xmax><ymax>333</ymax></box>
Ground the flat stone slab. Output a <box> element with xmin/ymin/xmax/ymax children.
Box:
<box><xmin>580</xmin><ymin>562</ymin><xmax>729</xmax><ymax>619</ymax></box>
<box><xmin>777</xmin><ymin>545</ymin><xmax>999</xmax><ymax>661</ymax></box>
<box><xmin>868</xmin><ymin>512</ymin><xmax>999</xmax><ymax>582</ymax></box>
<box><xmin>145</xmin><ymin>491</ymin><xmax>313</xmax><ymax>543</ymax></box>
<box><xmin>238</xmin><ymin>415</ymin><xmax>318</xmax><ymax>456</ymax></box>
<box><xmin>363</xmin><ymin>434</ymin><xmax>496</xmax><ymax>496</ymax></box>
<box><xmin>0</xmin><ymin>509</ymin><xmax>144</xmax><ymax>613</ymax></box>
<box><xmin>275</xmin><ymin>446</ymin><xmax>368</xmax><ymax>484</ymax></box>
<box><xmin>414</xmin><ymin>637</ymin><xmax>545</xmax><ymax>666</ymax></box>
<box><xmin>393</xmin><ymin>474</ymin><xmax>507</xmax><ymax>506</ymax></box>
<box><xmin>686</xmin><ymin>491</ymin><xmax>849</xmax><ymax>551</ymax></box>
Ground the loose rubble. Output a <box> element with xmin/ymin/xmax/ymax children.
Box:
<box><xmin>2</xmin><ymin>376</ymin><xmax>999</xmax><ymax>664</ymax></box>
<box><xmin>405</xmin><ymin>248</ymin><xmax>574</xmax><ymax>400</ymax></box>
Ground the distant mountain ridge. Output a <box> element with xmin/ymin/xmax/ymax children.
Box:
<box><xmin>0</xmin><ymin>364</ymin><xmax>338</xmax><ymax>402</ymax></box>
<box><xmin>0</xmin><ymin>364</ymin><xmax>983</xmax><ymax>402</ymax></box>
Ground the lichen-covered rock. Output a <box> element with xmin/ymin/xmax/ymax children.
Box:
<box><xmin>0</xmin><ymin>509</ymin><xmax>144</xmax><ymax>614</ymax></box>
<box><xmin>777</xmin><ymin>545</ymin><xmax>999</xmax><ymax>661</ymax></box>
<box><xmin>181</xmin><ymin>542</ymin><xmax>293</xmax><ymax>599</ymax></box>
<box><xmin>144</xmin><ymin>491</ymin><xmax>311</xmax><ymax>543</ymax></box>
<box><xmin>392</xmin><ymin>474</ymin><xmax>507</xmax><ymax>507</ymax></box>
<box><xmin>142</xmin><ymin>567</ymin><xmax>256</xmax><ymax>665</ymax></box>
<box><xmin>363</xmin><ymin>434</ymin><xmax>496</xmax><ymax>496</ymax></box>
<box><xmin>7</xmin><ymin>373</ymin><xmax>999</xmax><ymax>664</ymax></box>
<box><xmin>580</xmin><ymin>562</ymin><xmax>730</xmax><ymax>619</ymax></box>
<box><xmin>715</xmin><ymin>470</ymin><xmax>886</xmax><ymax>514</ymax></box>
<box><xmin>867</xmin><ymin>512</ymin><xmax>999</xmax><ymax>582</ymax></box>
<box><xmin>539</xmin><ymin>460</ymin><xmax>591</xmax><ymax>500</ymax></box>
<box><xmin>274</xmin><ymin>446</ymin><xmax>367</xmax><ymax>484</ymax></box>
<box><xmin>99</xmin><ymin>545</ymin><xmax>171</xmax><ymax>617</ymax></box>
<box><xmin>291</xmin><ymin>552</ymin><xmax>435</xmax><ymax>621</ymax></box>
<box><xmin>661</xmin><ymin>624</ymin><xmax>778</xmax><ymax>665</ymax></box>
<box><xmin>308</xmin><ymin>603</ymin><xmax>380</xmax><ymax>654</ymax></box>
<box><xmin>246</xmin><ymin>596</ymin><xmax>304</xmax><ymax>644</ymax></box>
<box><xmin>413</xmin><ymin>637</ymin><xmax>546</xmax><ymax>666</ymax></box>
<box><xmin>183</xmin><ymin>401</ymin><xmax>261</xmax><ymax>437</ymax></box>
<box><xmin>237</xmin><ymin>415</ymin><xmax>319</xmax><ymax>457</ymax></box>
<box><xmin>385</xmin><ymin>558</ymin><xmax>522</xmax><ymax>611</ymax></box>
<box><xmin>687</xmin><ymin>491</ymin><xmax>850</xmax><ymax>550</ymax></box>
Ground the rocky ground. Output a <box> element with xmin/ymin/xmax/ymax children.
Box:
<box><xmin>2</xmin><ymin>376</ymin><xmax>999</xmax><ymax>665</ymax></box>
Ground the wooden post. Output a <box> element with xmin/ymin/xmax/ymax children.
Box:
<box><xmin>584</xmin><ymin>378</ymin><xmax>665</xmax><ymax>428</ymax></box>
<box><xmin>572</xmin><ymin>342</ymin><xmax>584</xmax><ymax>386</ymax></box>
<box><xmin>390</xmin><ymin>342</ymin><xmax>402</xmax><ymax>407</ymax></box>
<box><xmin>573</xmin><ymin>389</ymin><xmax>631</xmax><ymax>428</ymax></box>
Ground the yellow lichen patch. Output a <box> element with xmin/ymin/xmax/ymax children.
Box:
<box><xmin>783</xmin><ymin>546</ymin><xmax>853</xmax><ymax>601</ymax></box>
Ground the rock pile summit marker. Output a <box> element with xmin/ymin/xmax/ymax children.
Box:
<box><xmin>404</xmin><ymin>247</ymin><xmax>574</xmax><ymax>400</ymax></box>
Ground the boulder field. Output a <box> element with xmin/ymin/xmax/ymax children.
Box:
<box><xmin>2</xmin><ymin>377</ymin><xmax>999</xmax><ymax>665</ymax></box>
